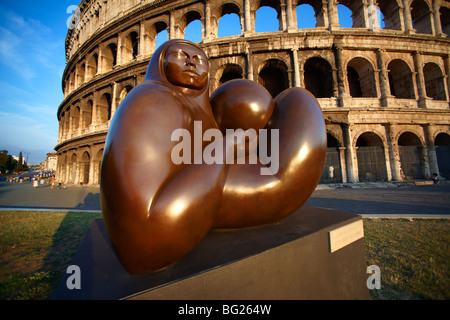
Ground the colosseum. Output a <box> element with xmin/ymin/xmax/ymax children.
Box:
<box><xmin>55</xmin><ymin>0</ymin><xmax>450</xmax><ymax>186</ymax></box>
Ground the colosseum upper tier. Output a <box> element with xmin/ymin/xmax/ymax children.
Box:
<box><xmin>55</xmin><ymin>0</ymin><xmax>450</xmax><ymax>186</ymax></box>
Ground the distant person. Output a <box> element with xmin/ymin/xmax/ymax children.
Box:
<box><xmin>51</xmin><ymin>177</ymin><xmax>55</xmax><ymax>188</ymax></box>
<box><xmin>431</xmin><ymin>173</ymin><xmax>439</xmax><ymax>185</ymax></box>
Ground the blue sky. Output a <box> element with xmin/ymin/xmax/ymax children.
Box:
<box><xmin>0</xmin><ymin>1</ymin><xmax>357</xmax><ymax>165</ymax></box>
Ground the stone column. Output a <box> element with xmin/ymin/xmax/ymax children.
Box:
<box><xmin>402</xmin><ymin>0</ymin><xmax>415</xmax><ymax>34</ymax></box>
<box><xmin>338</xmin><ymin>147</ymin><xmax>348</xmax><ymax>183</ymax></box>
<box><xmin>334</xmin><ymin>44</ymin><xmax>350</xmax><ymax>107</ymax></box>
<box><xmin>413</xmin><ymin>51</ymin><xmax>429</xmax><ymax>108</ymax></box>
<box><xmin>291</xmin><ymin>48</ymin><xmax>300</xmax><ymax>87</ymax></box>
<box><xmin>244</xmin><ymin>0</ymin><xmax>252</xmax><ymax>35</ymax></box>
<box><xmin>432</xmin><ymin>1</ymin><xmax>445</xmax><ymax>37</ymax></box>
<box><xmin>328</xmin><ymin>0</ymin><xmax>340</xmax><ymax>31</ymax></box>
<box><xmin>342</xmin><ymin>123</ymin><xmax>358</xmax><ymax>183</ymax></box>
<box><xmin>423</xmin><ymin>124</ymin><xmax>440</xmax><ymax>177</ymax></box>
<box><xmin>376</xmin><ymin>49</ymin><xmax>394</xmax><ymax>107</ymax></box>
<box><xmin>204</xmin><ymin>0</ymin><xmax>212</xmax><ymax>41</ymax></box>
<box><xmin>286</xmin><ymin>0</ymin><xmax>296</xmax><ymax>31</ymax></box>
<box><xmin>384</xmin><ymin>124</ymin><xmax>401</xmax><ymax>181</ymax></box>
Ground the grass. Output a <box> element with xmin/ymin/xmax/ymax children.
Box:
<box><xmin>0</xmin><ymin>211</ymin><xmax>448</xmax><ymax>300</ymax></box>
<box><xmin>0</xmin><ymin>211</ymin><xmax>101</xmax><ymax>300</ymax></box>
<box><xmin>364</xmin><ymin>218</ymin><xmax>450</xmax><ymax>300</ymax></box>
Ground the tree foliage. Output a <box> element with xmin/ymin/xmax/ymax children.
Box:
<box><xmin>0</xmin><ymin>150</ymin><xmax>28</xmax><ymax>174</ymax></box>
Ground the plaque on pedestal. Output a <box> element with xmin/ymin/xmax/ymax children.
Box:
<box><xmin>52</xmin><ymin>206</ymin><xmax>370</xmax><ymax>300</ymax></box>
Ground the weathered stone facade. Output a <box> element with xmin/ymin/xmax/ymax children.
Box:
<box><xmin>55</xmin><ymin>0</ymin><xmax>450</xmax><ymax>185</ymax></box>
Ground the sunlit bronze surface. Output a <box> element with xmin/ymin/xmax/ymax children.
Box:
<box><xmin>100</xmin><ymin>39</ymin><xmax>327</xmax><ymax>275</ymax></box>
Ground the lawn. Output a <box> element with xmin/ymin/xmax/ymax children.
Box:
<box><xmin>0</xmin><ymin>211</ymin><xmax>448</xmax><ymax>300</ymax></box>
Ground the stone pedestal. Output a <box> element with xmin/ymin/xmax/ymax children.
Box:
<box><xmin>52</xmin><ymin>206</ymin><xmax>370</xmax><ymax>300</ymax></box>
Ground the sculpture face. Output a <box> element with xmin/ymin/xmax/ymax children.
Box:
<box><xmin>163</xmin><ymin>43</ymin><xmax>208</xmax><ymax>90</ymax></box>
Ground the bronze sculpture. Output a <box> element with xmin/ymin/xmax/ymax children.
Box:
<box><xmin>100</xmin><ymin>39</ymin><xmax>326</xmax><ymax>275</ymax></box>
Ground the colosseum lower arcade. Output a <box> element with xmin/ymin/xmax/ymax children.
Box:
<box><xmin>55</xmin><ymin>0</ymin><xmax>450</xmax><ymax>185</ymax></box>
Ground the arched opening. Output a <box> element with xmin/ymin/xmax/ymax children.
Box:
<box><xmin>337</xmin><ymin>4</ymin><xmax>353</xmax><ymax>28</ymax></box>
<box><xmin>423</xmin><ymin>63</ymin><xmax>447</xmax><ymax>101</ymax></box>
<box><xmin>219</xmin><ymin>64</ymin><xmax>243</xmax><ymax>85</ymax></box>
<box><xmin>435</xmin><ymin>133</ymin><xmax>450</xmax><ymax>178</ymax></box>
<box><xmin>304</xmin><ymin>57</ymin><xmax>334</xmax><ymax>98</ymax></box>
<box><xmin>410</xmin><ymin>0</ymin><xmax>433</xmax><ymax>34</ymax></box>
<box><xmin>86</xmin><ymin>52</ymin><xmax>98</xmax><ymax>80</ymax></box>
<box><xmin>98</xmin><ymin>93</ymin><xmax>112</xmax><ymax>124</ymax></box>
<box><xmin>77</xmin><ymin>63</ymin><xmax>85</xmax><ymax>86</ymax></box>
<box><xmin>356</xmin><ymin>132</ymin><xmax>387</xmax><ymax>181</ymax></box>
<box><xmin>398</xmin><ymin>132</ymin><xmax>424</xmax><ymax>180</ymax></box>
<box><xmin>218</xmin><ymin>13</ymin><xmax>241</xmax><ymax>37</ymax></box>
<box><xmin>124</xmin><ymin>31</ymin><xmax>139</xmax><ymax>62</ymax></box>
<box><xmin>95</xmin><ymin>149</ymin><xmax>104</xmax><ymax>185</ymax></box>
<box><xmin>440</xmin><ymin>7</ymin><xmax>450</xmax><ymax>36</ymax></box>
<box><xmin>387</xmin><ymin>59</ymin><xmax>415</xmax><ymax>99</ymax></box>
<box><xmin>69</xmin><ymin>153</ymin><xmax>77</xmax><ymax>183</ymax></box>
<box><xmin>321</xmin><ymin>134</ymin><xmax>342</xmax><ymax>183</ymax></box>
<box><xmin>103</xmin><ymin>43</ymin><xmax>117</xmax><ymax>71</ymax></box>
<box><xmin>255</xmin><ymin>5</ymin><xmax>279</xmax><ymax>32</ymax></box>
<box><xmin>183</xmin><ymin>11</ymin><xmax>202</xmax><ymax>43</ymax></box>
<box><xmin>296</xmin><ymin>3</ymin><xmax>316</xmax><ymax>29</ymax></box>
<box><xmin>217</xmin><ymin>3</ymin><xmax>241</xmax><ymax>37</ymax></box>
<box><xmin>119</xmin><ymin>85</ymin><xmax>133</xmax><ymax>105</ymax></box>
<box><xmin>80</xmin><ymin>151</ymin><xmax>90</xmax><ymax>185</ymax></box>
<box><xmin>72</xmin><ymin>106</ymin><xmax>80</xmax><ymax>132</ymax></box>
<box><xmin>82</xmin><ymin>100</ymin><xmax>93</xmax><ymax>129</ymax></box>
<box><xmin>377</xmin><ymin>0</ymin><xmax>401</xmax><ymax>30</ymax></box>
<box><xmin>347</xmin><ymin>57</ymin><xmax>377</xmax><ymax>98</ymax></box>
<box><xmin>258</xmin><ymin>59</ymin><xmax>289</xmax><ymax>98</ymax></box>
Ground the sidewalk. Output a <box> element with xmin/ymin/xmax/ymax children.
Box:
<box><xmin>1</xmin><ymin>179</ymin><xmax>449</xmax><ymax>218</ymax></box>
<box><xmin>0</xmin><ymin>180</ymin><xmax>101</xmax><ymax>212</ymax></box>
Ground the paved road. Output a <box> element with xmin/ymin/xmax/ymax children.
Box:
<box><xmin>0</xmin><ymin>178</ymin><xmax>449</xmax><ymax>217</ymax></box>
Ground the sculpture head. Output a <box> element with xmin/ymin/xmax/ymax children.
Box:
<box><xmin>144</xmin><ymin>40</ymin><xmax>210</xmax><ymax>102</ymax></box>
<box><xmin>163</xmin><ymin>42</ymin><xmax>208</xmax><ymax>90</ymax></box>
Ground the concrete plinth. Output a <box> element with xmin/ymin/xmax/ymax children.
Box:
<box><xmin>52</xmin><ymin>206</ymin><xmax>370</xmax><ymax>300</ymax></box>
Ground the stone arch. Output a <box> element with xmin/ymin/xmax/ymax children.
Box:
<box><xmin>435</xmin><ymin>132</ymin><xmax>450</xmax><ymax>178</ymax></box>
<box><xmin>145</xmin><ymin>19</ymin><xmax>169</xmax><ymax>54</ymax></box>
<box><xmin>119</xmin><ymin>84</ymin><xmax>134</xmax><ymax>105</ymax></box>
<box><xmin>410</xmin><ymin>0</ymin><xmax>433</xmax><ymax>35</ymax></box>
<box><xmin>387</xmin><ymin>59</ymin><xmax>415</xmax><ymax>99</ymax></box>
<box><xmin>94</xmin><ymin>148</ymin><xmax>104</xmax><ymax>185</ymax></box>
<box><xmin>180</xmin><ymin>10</ymin><xmax>203</xmax><ymax>42</ymax></box>
<box><xmin>296</xmin><ymin>1</ymin><xmax>323</xmax><ymax>28</ymax></box>
<box><xmin>257</xmin><ymin>58</ymin><xmax>289</xmax><ymax>98</ymax></box>
<box><xmin>346</xmin><ymin>57</ymin><xmax>378</xmax><ymax>98</ymax></box>
<box><xmin>86</xmin><ymin>50</ymin><xmax>98</xmax><ymax>81</ymax></box>
<box><xmin>423</xmin><ymin>62</ymin><xmax>447</xmax><ymax>101</ymax></box>
<box><xmin>97</xmin><ymin>92</ymin><xmax>112</xmax><ymax>124</ymax></box>
<box><xmin>72</xmin><ymin>105</ymin><xmax>80</xmax><ymax>132</ymax></box>
<box><xmin>254</xmin><ymin>0</ymin><xmax>283</xmax><ymax>32</ymax></box>
<box><xmin>218</xmin><ymin>63</ymin><xmax>244</xmax><ymax>86</ymax></box>
<box><xmin>213</xmin><ymin>2</ymin><xmax>243</xmax><ymax>37</ymax></box>
<box><xmin>103</xmin><ymin>40</ymin><xmax>118</xmax><ymax>71</ymax></box>
<box><xmin>321</xmin><ymin>132</ymin><xmax>343</xmax><ymax>183</ymax></box>
<box><xmin>355</xmin><ymin>131</ymin><xmax>388</xmax><ymax>181</ymax></box>
<box><xmin>80</xmin><ymin>151</ymin><xmax>90</xmax><ymax>184</ymax></box>
<box><xmin>82</xmin><ymin>99</ymin><xmax>93</xmax><ymax>129</ymax></box>
<box><xmin>337</xmin><ymin>0</ymin><xmax>366</xmax><ymax>28</ymax></box>
<box><xmin>377</xmin><ymin>0</ymin><xmax>402</xmax><ymax>31</ymax></box>
<box><xmin>69</xmin><ymin>153</ymin><xmax>78</xmax><ymax>183</ymax></box>
<box><xmin>304</xmin><ymin>56</ymin><xmax>334</xmax><ymax>98</ymax></box>
<box><xmin>440</xmin><ymin>6</ymin><xmax>450</xmax><ymax>36</ymax></box>
<box><xmin>123</xmin><ymin>29</ymin><xmax>140</xmax><ymax>63</ymax></box>
<box><xmin>397</xmin><ymin>131</ymin><xmax>425</xmax><ymax>179</ymax></box>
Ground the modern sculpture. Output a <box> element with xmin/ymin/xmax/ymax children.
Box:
<box><xmin>100</xmin><ymin>39</ymin><xmax>327</xmax><ymax>275</ymax></box>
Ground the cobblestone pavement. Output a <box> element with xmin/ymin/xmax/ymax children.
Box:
<box><xmin>0</xmin><ymin>179</ymin><xmax>449</xmax><ymax>217</ymax></box>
